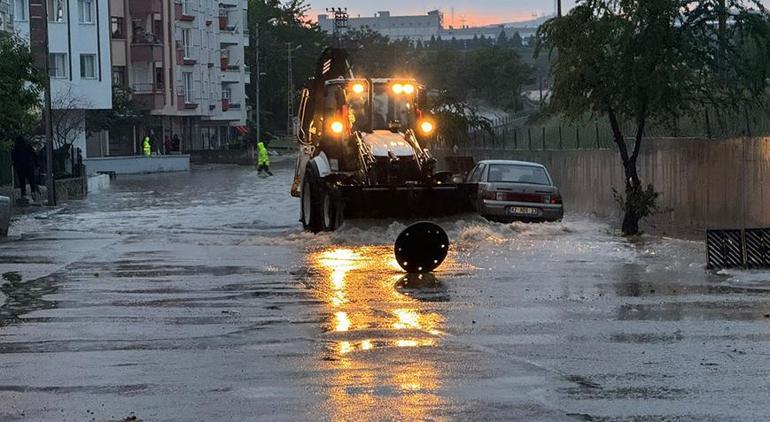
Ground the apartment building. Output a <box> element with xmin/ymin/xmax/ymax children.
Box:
<box><xmin>0</xmin><ymin>0</ymin><xmax>11</xmax><ymax>32</ymax></box>
<box><xmin>100</xmin><ymin>0</ymin><xmax>249</xmax><ymax>156</ymax></box>
<box><xmin>13</xmin><ymin>0</ymin><xmax>113</xmax><ymax>158</ymax></box>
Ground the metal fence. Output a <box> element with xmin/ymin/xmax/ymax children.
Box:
<box><xmin>440</xmin><ymin>107</ymin><xmax>770</xmax><ymax>151</ymax></box>
<box><xmin>0</xmin><ymin>150</ymin><xmax>12</xmax><ymax>186</ymax></box>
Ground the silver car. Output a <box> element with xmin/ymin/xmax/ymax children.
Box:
<box><xmin>467</xmin><ymin>160</ymin><xmax>564</xmax><ymax>223</ymax></box>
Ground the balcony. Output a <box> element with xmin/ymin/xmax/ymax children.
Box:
<box><xmin>129</xmin><ymin>0</ymin><xmax>162</xmax><ymax>16</ymax></box>
<box><xmin>131</xmin><ymin>83</ymin><xmax>165</xmax><ymax>110</ymax></box>
<box><xmin>131</xmin><ymin>31</ymin><xmax>163</xmax><ymax>62</ymax></box>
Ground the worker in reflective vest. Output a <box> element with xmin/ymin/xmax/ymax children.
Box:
<box><xmin>143</xmin><ymin>136</ymin><xmax>152</xmax><ymax>157</ymax></box>
<box><xmin>257</xmin><ymin>140</ymin><xmax>272</xmax><ymax>177</ymax></box>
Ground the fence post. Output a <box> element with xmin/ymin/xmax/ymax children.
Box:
<box><xmin>745</xmin><ymin>106</ymin><xmax>751</xmax><ymax>137</ymax></box>
<box><xmin>558</xmin><ymin>126</ymin><xmax>563</xmax><ymax>150</ymax></box>
<box><xmin>528</xmin><ymin>127</ymin><xmax>532</xmax><ymax>150</ymax></box>
<box><xmin>595</xmin><ymin>121</ymin><xmax>600</xmax><ymax>149</ymax></box>
<box><xmin>576</xmin><ymin>126</ymin><xmax>580</xmax><ymax>149</ymax></box>
<box><xmin>704</xmin><ymin>108</ymin><xmax>712</xmax><ymax>139</ymax></box>
<box><xmin>514</xmin><ymin>128</ymin><xmax>518</xmax><ymax>149</ymax></box>
<box><xmin>542</xmin><ymin>127</ymin><xmax>546</xmax><ymax>150</ymax></box>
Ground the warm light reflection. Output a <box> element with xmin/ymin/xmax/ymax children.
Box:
<box><xmin>334</xmin><ymin>311</ymin><xmax>351</xmax><ymax>332</ymax></box>
<box><xmin>307</xmin><ymin>246</ymin><xmax>455</xmax><ymax>419</ymax></box>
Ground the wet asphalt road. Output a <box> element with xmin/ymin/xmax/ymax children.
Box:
<box><xmin>2</xmin><ymin>162</ymin><xmax>770</xmax><ymax>421</ymax></box>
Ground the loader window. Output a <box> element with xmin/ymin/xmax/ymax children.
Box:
<box><xmin>371</xmin><ymin>84</ymin><xmax>416</xmax><ymax>131</ymax></box>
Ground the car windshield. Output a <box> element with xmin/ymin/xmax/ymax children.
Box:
<box><xmin>487</xmin><ymin>164</ymin><xmax>551</xmax><ymax>185</ymax></box>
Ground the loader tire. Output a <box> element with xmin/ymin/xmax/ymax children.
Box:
<box><xmin>321</xmin><ymin>184</ymin><xmax>343</xmax><ymax>232</ymax></box>
<box><xmin>301</xmin><ymin>164</ymin><xmax>323</xmax><ymax>233</ymax></box>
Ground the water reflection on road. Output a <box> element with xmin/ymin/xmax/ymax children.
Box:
<box><xmin>307</xmin><ymin>246</ymin><xmax>457</xmax><ymax>420</ymax></box>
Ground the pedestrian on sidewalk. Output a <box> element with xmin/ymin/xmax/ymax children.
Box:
<box><xmin>172</xmin><ymin>134</ymin><xmax>181</xmax><ymax>152</ymax></box>
<box><xmin>143</xmin><ymin>135</ymin><xmax>152</xmax><ymax>157</ymax></box>
<box><xmin>11</xmin><ymin>137</ymin><xmax>39</xmax><ymax>201</ymax></box>
<box><xmin>257</xmin><ymin>139</ymin><xmax>272</xmax><ymax>177</ymax></box>
<box><xmin>164</xmin><ymin>135</ymin><xmax>173</xmax><ymax>154</ymax></box>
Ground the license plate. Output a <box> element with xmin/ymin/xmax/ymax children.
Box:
<box><xmin>507</xmin><ymin>206</ymin><xmax>541</xmax><ymax>216</ymax></box>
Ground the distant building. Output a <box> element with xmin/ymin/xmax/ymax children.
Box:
<box><xmin>318</xmin><ymin>10</ymin><xmax>442</xmax><ymax>42</ymax></box>
<box><xmin>317</xmin><ymin>10</ymin><xmax>545</xmax><ymax>45</ymax></box>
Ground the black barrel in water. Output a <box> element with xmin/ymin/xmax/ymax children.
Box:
<box><xmin>394</xmin><ymin>222</ymin><xmax>450</xmax><ymax>273</ymax></box>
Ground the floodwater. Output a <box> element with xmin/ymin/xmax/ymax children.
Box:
<box><xmin>2</xmin><ymin>162</ymin><xmax>770</xmax><ymax>421</ymax></box>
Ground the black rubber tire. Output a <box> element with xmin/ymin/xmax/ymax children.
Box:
<box><xmin>301</xmin><ymin>164</ymin><xmax>323</xmax><ymax>233</ymax></box>
<box><xmin>320</xmin><ymin>186</ymin><xmax>341</xmax><ymax>232</ymax></box>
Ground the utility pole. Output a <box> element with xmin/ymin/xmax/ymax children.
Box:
<box><xmin>287</xmin><ymin>42</ymin><xmax>293</xmax><ymax>137</ymax></box>
<box><xmin>556</xmin><ymin>0</ymin><xmax>562</xmax><ymax>17</ymax></box>
<box><xmin>29</xmin><ymin>0</ymin><xmax>56</xmax><ymax>206</ymax></box>
<box><xmin>254</xmin><ymin>23</ymin><xmax>260</xmax><ymax>143</ymax></box>
<box><xmin>286</xmin><ymin>42</ymin><xmax>302</xmax><ymax>137</ymax></box>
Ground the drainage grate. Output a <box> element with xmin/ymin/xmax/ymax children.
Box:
<box><xmin>707</xmin><ymin>228</ymin><xmax>770</xmax><ymax>269</ymax></box>
<box><xmin>745</xmin><ymin>229</ymin><xmax>770</xmax><ymax>268</ymax></box>
<box><xmin>707</xmin><ymin>230</ymin><xmax>744</xmax><ymax>269</ymax></box>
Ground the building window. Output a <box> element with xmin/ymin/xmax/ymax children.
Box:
<box><xmin>49</xmin><ymin>53</ymin><xmax>67</xmax><ymax>78</ymax></box>
<box><xmin>182</xmin><ymin>28</ymin><xmax>192</xmax><ymax>59</ymax></box>
<box><xmin>183</xmin><ymin>72</ymin><xmax>193</xmax><ymax>103</ymax></box>
<box><xmin>47</xmin><ymin>0</ymin><xmax>65</xmax><ymax>23</ymax></box>
<box><xmin>13</xmin><ymin>0</ymin><xmax>27</xmax><ymax>21</ymax></box>
<box><xmin>80</xmin><ymin>54</ymin><xmax>96</xmax><ymax>79</ymax></box>
<box><xmin>111</xmin><ymin>17</ymin><xmax>124</xmax><ymax>38</ymax></box>
<box><xmin>155</xmin><ymin>65</ymin><xmax>164</xmax><ymax>89</ymax></box>
<box><xmin>112</xmin><ymin>66</ymin><xmax>126</xmax><ymax>88</ymax></box>
<box><xmin>78</xmin><ymin>0</ymin><xmax>93</xmax><ymax>23</ymax></box>
<box><xmin>181</xmin><ymin>0</ymin><xmax>190</xmax><ymax>15</ymax></box>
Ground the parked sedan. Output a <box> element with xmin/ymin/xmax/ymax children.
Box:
<box><xmin>467</xmin><ymin>160</ymin><xmax>564</xmax><ymax>223</ymax></box>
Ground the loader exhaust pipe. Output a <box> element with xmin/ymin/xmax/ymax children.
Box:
<box><xmin>394</xmin><ymin>222</ymin><xmax>449</xmax><ymax>274</ymax></box>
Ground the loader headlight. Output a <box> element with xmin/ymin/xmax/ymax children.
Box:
<box><xmin>351</xmin><ymin>83</ymin><xmax>365</xmax><ymax>95</ymax></box>
<box><xmin>402</xmin><ymin>84</ymin><xmax>415</xmax><ymax>95</ymax></box>
<box><xmin>392</xmin><ymin>83</ymin><xmax>404</xmax><ymax>94</ymax></box>
<box><xmin>419</xmin><ymin>120</ymin><xmax>435</xmax><ymax>135</ymax></box>
<box><xmin>330</xmin><ymin>120</ymin><xmax>345</xmax><ymax>134</ymax></box>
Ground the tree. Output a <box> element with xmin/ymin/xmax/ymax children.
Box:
<box><xmin>246</xmin><ymin>0</ymin><xmax>327</xmax><ymax>135</ymax></box>
<box><xmin>50</xmin><ymin>86</ymin><xmax>90</xmax><ymax>150</ymax></box>
<box><xmin>537</xmin><ymin>0</ymin><xmax>770</xmax><ymax>235</ymax></box>
<box><xmin>86</xmin><ymin>88</ymin><xmax>145</xmax><ymax>137</ymax></box>
<box><xmin>0</xmin><ymin>34</ymin><xmax>43</xmax><ymax>149</ymax></box>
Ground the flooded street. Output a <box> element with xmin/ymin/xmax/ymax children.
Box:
<box><xmin>2</xmin><ymin>163</ymin><xmax>770</xmax><ymax>421</ymax></box>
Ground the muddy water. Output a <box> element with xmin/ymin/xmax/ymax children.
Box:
<box><xmin>2</xmin><ymin>163</ymin><xmax>770</xmax><ymax>420</ymax></box>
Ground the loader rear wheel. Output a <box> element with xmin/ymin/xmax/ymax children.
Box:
<box><xmin>301</xmin><ymin>165</ymin><xmax>323</xmax><ymax>233</ymax></box>
<box><xmin>321</xmin><ymin>185</ymin><xmax>344</xmax><ymax>232</ymax></box>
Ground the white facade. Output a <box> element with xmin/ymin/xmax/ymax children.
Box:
<box><xmin>318</xmin><ymin>10</ymin><xmax>442</xmax><ymax>42</ymax></box>
<box><xmin>0</xmin><ymin>0</ymin><xmax>11</xmax><ymax>33</ymax></box>
<box><xmin>172</xmin><ymin>0</ymin><xmax>248</xmax><ymax>126</ymax></box>
<box><xmin>14</xmin><ymin>0</ymin><xmax>113</xmax><ymax>157</ymax></box>
<box><xmin>318</xmin><ymin>10</ymin><xmax>540</xmax><ymax>45</ymax></box>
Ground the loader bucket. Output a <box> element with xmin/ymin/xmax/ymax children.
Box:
<box><xmin>341</xmin><ymin>183</ymin><xmax>478</xmax><ymax>219</ymax></box>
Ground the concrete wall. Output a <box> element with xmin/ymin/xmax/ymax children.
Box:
<box><xmin>448</xmin><ymin>137</ymin><xmax>770</xmax><ymax>232</ymax></box>
<box><xmin>190</xmin><ymin>149</ymin><xmax>255</xmax><ymax>165</ymax></box>
<box><xmin>84</xmin><ymin>155</ymin><xmax>190</xmax><ymax>175</ymax></box>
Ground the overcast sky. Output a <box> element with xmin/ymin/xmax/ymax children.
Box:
<box><xmin>310</xmin><ymin>1</ymin><xmax>564</xmax><ymax>27</ymax></box>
